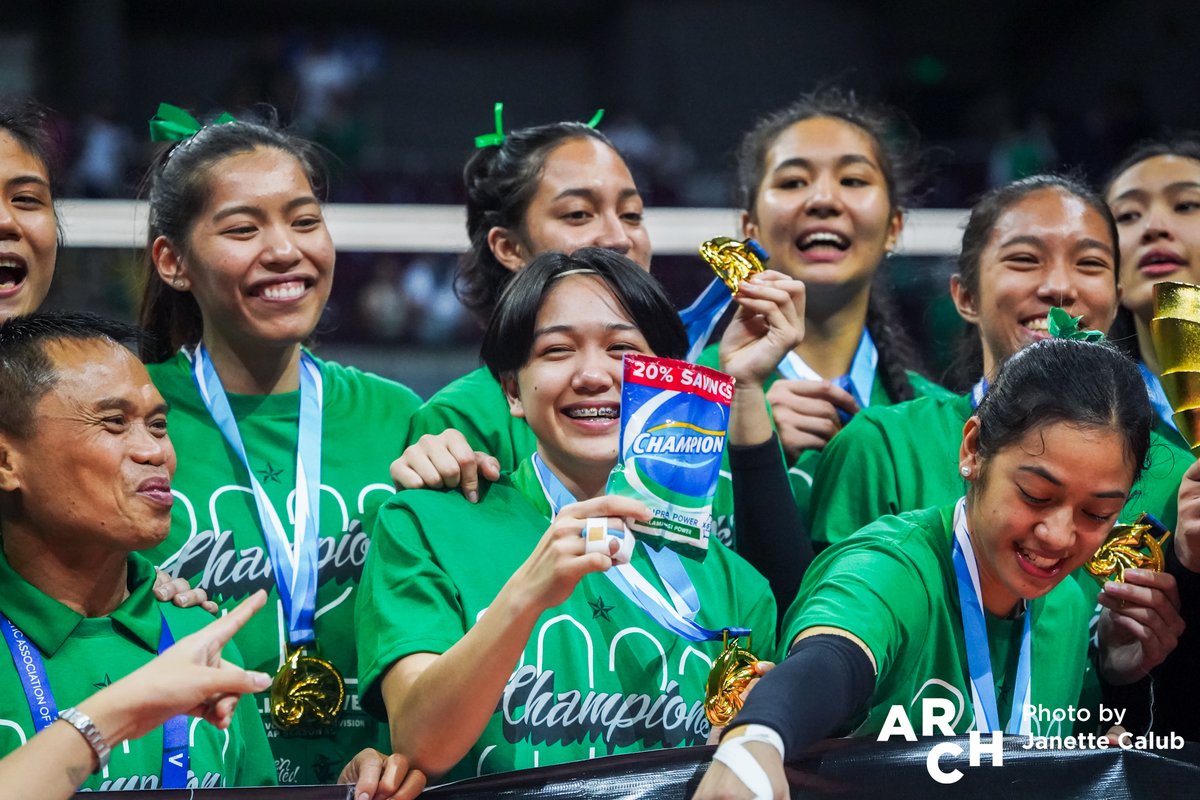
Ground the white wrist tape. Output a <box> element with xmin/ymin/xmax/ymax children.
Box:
<box><xmin>712</xmin><ymin>724</ymin><xmax>785</xmax><ymax>800</ymax></box>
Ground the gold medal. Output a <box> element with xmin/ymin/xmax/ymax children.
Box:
<box><xmin>704</xmin><ymin>631</ymin><xmax>759</xmax><ymax>726</ymax></box>
<box><xmin>1084</xmin><ymin>513</ymin><xmax>1172</xmax><ymax>584</ymax></box>
<box><xmin>699</xmin><ymin>237</ymin><xmax>768</xmax><ymax>295</ymax></box>
<box><xmin>270</xmin><ymin>646</ymin><xmax>346</xmax><ymax>735</ymax></box>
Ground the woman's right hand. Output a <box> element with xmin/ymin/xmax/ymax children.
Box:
<box><xmin>508</xmin><ymin>495</ymin><xmax>651</xmax><ymax>612</ymax></box>
<box><xmin>765</xmin><ymin>379</ymin><xmax>859</xmax><ymax>463</ymax></box>
<box><xmin>693</xmin><ymin>733</ymin><xmax>788</xmax><ymax>800</ymax></box>
<box><xmin>390</xmin><ymin>430</ymin><xmax>501</xmax><ymax>503</ymax></box>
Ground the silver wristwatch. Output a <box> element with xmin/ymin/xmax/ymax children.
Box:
<box><xmin>58</xmin><ymin>707</ymin><xmax>111</xmax><ymax>772</ymax></box>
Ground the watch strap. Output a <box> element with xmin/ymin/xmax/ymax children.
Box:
<box><xmin>58</xmin><ymin>706</ymin><xmax>111</xmax><ymax>772</ymax></box>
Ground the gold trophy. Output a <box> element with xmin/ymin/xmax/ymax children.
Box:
<box><xmin>1084</xmin><ymin>513</ymin><xmax>1172</xmax><ymax>583</ymax></box>
<box><xmin>271</xmin><ymin>646</ymin><xmax>346</xmax><ymax>735</ymax></box>
<box><xmin>699</xmin><ymin>237</ymin><xmax>769</xmax><ymax>294</ymax></box>
<box><xmin>704</xmin><ymin>631</ymin><xmax>759</xmax><ymax>726</ymax></box>
<box><xmin>1150</xmin><ymin>281</ymin><xmax>1200</xmax><ymax>454</ymax></box>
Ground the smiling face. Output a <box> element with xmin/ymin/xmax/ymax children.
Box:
<box><xmin>501</xmin><ymin>136</ymin><xmax>651</xmax><ymax>272</ymax></box>
<box><xmin>1107</xmin><ymin>154</ymin><xmax>1200</xmax><ymax>323</ymax></box>
<box><xmin>954</xmin><ymin>188</ymin><xmax>1119</xmax><ymax>377</ymax></box>
<box><xmin>503</xmin><ymin>274</ymin><xmax>652</xmax><ymax>498</ymax></box>
<box><xmin>960</xmin><ymin>417</ymin><xmax>1133</xmax><ymax>616</ymax></box>
<box><xmin>3</xmin><ymin>338</ymin><xmax>176</xmax><ymax>553</ymax></box>
<box><xmin>153</xmin><ymin>146</ymin><xmax>334</xmax><ymax>355</ymax></box>
<box><xmin>741</xmin><ymin>116</ymin><xmax>901</xmax><ymax>302</ymax></box>
<box><xmin>0</xmin><ymin>130</ymin><xmax>57</xmax><ymax>321</ymax></box>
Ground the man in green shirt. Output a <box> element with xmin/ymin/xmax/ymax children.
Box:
<box><xmin>0</xmin><ymin>313</ymin><xmax>276</xmax><ymax>790</ymax></box>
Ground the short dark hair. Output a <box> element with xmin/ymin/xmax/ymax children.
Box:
<box><xmin>137</xmin><ymin>107</ymin><xmax>328</xmax><ymax>362</ymax></box>
<box><xmin>1103</xmin><ymin>135</ymin><xmax>1200</xmax><ymax>197</ymax></box>
<box><xmin>974</xmin><ymin>337</ymin><xmax>1151</xmax><ymax>488</ymax></box>
<box><xmin>0</xmin><ymin>312</ymin><xmax>142</xmax><ymax>439</ymax></box>
<box><xmin>946</xmin><ymin>174</ymin><xmax>1119</xmax><ymax>390</ymax></box>
<box><xmin>457</xmin><ymin>121</ymin><xmax>620</xmax><ymax>322</ymax></box>
<box><xmin>481</xmin><ymin>248</ymin><xmax>686</xmax><ymax>379</ymax></box>
<box><xmin>734</xmin><ymin>87</ymin><xmax>927</xmax><ymax>402</ymax></box>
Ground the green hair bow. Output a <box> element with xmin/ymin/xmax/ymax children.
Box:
<box><xmin>1047</xmin><ymin>307</ymin><xmax>1105</xmax><ymax>343</ymax></box>
<box><xmin>472</xmin><ymin>102</ymin><xmax>605</xmax><ymax>149</ymax></box>
<box><xmin>149</xmin><ymin>102</ymin><xmax>236</xmax><ymax>142</ymax></box>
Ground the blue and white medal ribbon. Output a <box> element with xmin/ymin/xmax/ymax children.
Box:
<box><xmin>190</xmin><ymin>345</ymin><xmax>323</xmax><ymax>646</ymax></box>
<box><xmin>1</xmin><ymin>613</ymin><xmax>189</xmax><ymax>786</ymax></box>
<box><xmin>679</xmin><ymin>278</ymin><xmax>735</xmax><ymax>363</ymax></box>
<box><xmin>970</xmin><ymin>378</ymin><xmax>988</xmax><ymax>410</ymax></box>
<box><xmin>530</xmin><ymin>453</ymin><xmax>748</xmax><ymax>641</ymax></box>
<box><xmin>1139</xmin><ymin>362</ymin><xmax>1179</xmax><ymax>433</ymax></box>
<box><xmin>777</xmin><ymin>330</ymin><xmax>878</xmax><ymax>423</ymax></box>
<box><xmin>951</xmin><ymin>498</ymin><xmax>1032</xmax><ymax>735</ymax></box>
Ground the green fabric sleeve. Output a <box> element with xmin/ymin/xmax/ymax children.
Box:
<box><xmin>356</xmin><ymin>498</ymin><xmax>469</xmax><ymax>721</ymax></box>
<box><xmin>234</xmin><ymin>689</ymin><xmax>279</xmax><ymax>786</ymax></box>
<box><xmin>783</xmin><ymin>539</ymin><xmax>930</xmax><ymax>680</ymax></box>
<box><xmin>809</xmin><ymin>413</ymin><xmax>901</xmax><ymax>547</ymax></box>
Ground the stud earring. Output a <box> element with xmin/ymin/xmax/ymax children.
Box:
<box><xmin>961</xmin><ymin>466</ymin><xmax>971</xmax><ymax>477</ymax></box>
<box><xmin>172</xmin><ymin>277</ymin><xmax>184</xmax><ymax>290</ymax></box>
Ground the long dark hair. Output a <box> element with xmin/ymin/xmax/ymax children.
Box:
<box><xmin>945</xmin><ymin>174</ymin><xmax>1119</xmax><ymax>389</ymax></box>
<box><xmin>735</xmin><ymin>87</ymin><xmax>925</xmax><ymax>401</ymax></box>
<box><xmin>458</xmin><ymin>120</ymin><xmax>620</xmax><ymax>323</ymax></box>
<box><xmin>137</xmin><ymin>109</ymin><xmax>327</xmax><ymax>363</ymax></box>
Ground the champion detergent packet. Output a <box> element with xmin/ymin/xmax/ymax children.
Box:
<box><xmin>606</xmin><ymin>353</ymin><xmax>733</xmax><ymax>556</ymax></box>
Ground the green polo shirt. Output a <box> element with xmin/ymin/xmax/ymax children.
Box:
<box><xmin>0</xmin><ymin>550</ymin><xmax>276</xmax><ymax>790</ymax></box>
<box><xmin>809</xmin><ymin>391</ymin><xmax>1191</xmax><ymax>547</ymax></box>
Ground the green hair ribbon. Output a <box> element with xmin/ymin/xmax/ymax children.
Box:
<box><xmin>1047</xmin><ymin>306</ymin><xmax>1105</xmax><ymax>343</ymax></box>
<box><xmin>472</xmin><ymin>103</ymin><xmax>606</xmax><ymax>149</ymax></box>
<box><xmin>149</xmin><ymin>102</ymin><xmax>236</xmax><ymax>142</ymax></box>
<box><xmin>473</xmin><ymin>102</ymin><xmax>506</xmax><ymax>149</ymax></box>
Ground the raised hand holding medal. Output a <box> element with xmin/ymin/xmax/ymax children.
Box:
<box><xmin>190</xmin><ymin>345</ymin><xmax>345</xmax><ymax>735</ymax></box>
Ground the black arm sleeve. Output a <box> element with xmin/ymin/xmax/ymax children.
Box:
<box><xmin>724</xmin><ymin>633</ymin><xmax>875</xmax><ymax>757</ymax></box>
<box><xmin>730</xmin><ymin>434</ymin><xmax>815</xmax><ymax>619</ymax></box>
<box><xmin>1138</xmin><ymin>541</ymin><xmax>1200</xmax><ymax>740</ymax></box>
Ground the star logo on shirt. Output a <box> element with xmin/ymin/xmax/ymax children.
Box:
<box><xmin>93</xmin><ymin>674</ymin><xmax>112</xmax><ymax>690</ymax></box>
<box><xmin>259</xmin><ymin>462</ymin><xmax>283</xmax><ymax>484</ymax></box>
<box><xmin>589</xmin><ymin>596</ymin><xmax>614</xmax><ymax>621</ymax></box>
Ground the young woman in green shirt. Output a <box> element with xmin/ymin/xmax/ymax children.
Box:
<box><xmin>810</xmin><ymin>175</ymin><xmax>1192</xmax><ymax>546</ymax></box>
<box><xmin>696</xmin><ymin>338</ymin><xmax>1184</xmax><ymax>799</ymax></box>
<box><xmin>358</xmin><ymin>248</ymin><xmax>804</xmax><ymax>780</ymax></box>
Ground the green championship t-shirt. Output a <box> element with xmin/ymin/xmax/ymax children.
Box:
<box><xmin>809</xmin><ymin>391</ymin><xmax>1192</xmax><ymax>547</ymax></box>
<box><xmin>356</xmin><ymin>459</ymin><xmax>778</xmax><ymax>782</ymax></box>
<box><xmin>694</xmin><ymin>342</ymin><xmax>951</xmax><ymax>549</ymax></box>
<box><xmin>0</xmin><ymin>552</ymin><xmax>277</xmax><ymax>791</ymax></box>
<box><xmin>407</xmin><ymin>366</ymin><xmax>538</xmax><ymax>476</ymax></box>
<box><xmin>784</xmin><ymin>505</ymin><xmax>1096</xmax><ymax>737</ymax></box>
<box><xmin>145</xmin><ymin>350</ymin><xmax>421</xmax><ymax>786</ymax></box>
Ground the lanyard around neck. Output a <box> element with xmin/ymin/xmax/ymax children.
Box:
<box><xmin>1</xmin><ymin>612</ymin><xmax>189</xmax><ymax>787</ymax></box>
<box><xmin>529</xmin><ymin>453</ymin><xmax>747</xmax><ymax>642</ymax></box>
<box><xmin>950</xmin><ymin>498</ymin><xmax>1032</xmax><ymax>735</ymax></box>
<box><xmin>190</xmin><ymin>345</ymin><xmax>323</xmax><ymax>646</ymax></box>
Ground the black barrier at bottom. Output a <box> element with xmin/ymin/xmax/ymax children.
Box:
<box><xmin>76</xmin><ymin>736</ymin><xmax>1200</xmax><ymax>799</ymax></box>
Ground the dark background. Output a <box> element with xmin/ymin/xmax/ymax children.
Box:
<box><xmin>6</xmin><ymin>0</ymin><xmax>1197</xmax><ymax>393</ymax></box>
